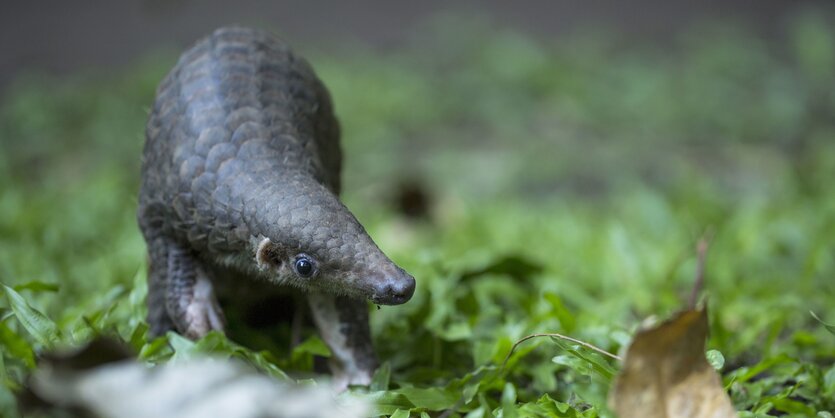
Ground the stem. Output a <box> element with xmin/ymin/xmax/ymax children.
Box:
<box><xmin>689</xmin><ymin>229</ymin><xmax>713</xmax><ymax>309</ymax></box>
<box><xmin>502</xmin><ymin>332</ymin><xmax>622</xmax><ymax>370</ymax></box>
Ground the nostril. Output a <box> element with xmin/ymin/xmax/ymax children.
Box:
<box><xmin>390</xmin><ymin>275</ymin><xmax>416</xmax><ymax>300</ymax></box>
<box><xmin>390</xmin><ymin>285</ymin><xmax>406</xmax><ymax>298</ymax></box>
<box><xmin>374</xmin><ymin>273</ymin><xmax>416</xmax><ymax>304</ymax></box>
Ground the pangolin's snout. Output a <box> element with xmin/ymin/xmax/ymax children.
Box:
<box><xmin>370</xmin><ymin>267</ymin><xmax>416</xmax><ymax>305</ymax></box>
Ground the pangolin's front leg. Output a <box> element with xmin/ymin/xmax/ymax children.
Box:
<box><xmin>146</xmin><ymin>234</ymin><xmax>175</xmax><ymax>337</ymax></box>
<box><xmin>163</xmin><ymin>241</ymin><xmax>226</xmax><ymax>339</ymax></box>
<box><xmin>308</xmin><ymin>292</ymin><xmax>378</xmax><ymax>390</ymax></box>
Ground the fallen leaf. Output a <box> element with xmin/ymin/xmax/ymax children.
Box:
<box><xmin>609</xmin><ymin>307</ymin><xmax>737</xmax><ymax>418</ymax></box>
<box><xmin>24</xmin><ymin>346</ymin><xmax>369</xmax><ymax>418</ymax></box>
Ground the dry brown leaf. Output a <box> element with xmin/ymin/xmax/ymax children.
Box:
<box><xmin>609</xmin><ymin>307</ymin><xmax>737</xmax><ymax>418</ymax></box>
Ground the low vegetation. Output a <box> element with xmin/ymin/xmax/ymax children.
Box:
<box><xmin>1</xmin><ymin>12</ymin><xmax>833</xmax><ymax>417</ymax></box>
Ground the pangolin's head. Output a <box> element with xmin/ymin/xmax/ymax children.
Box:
<box><xmin>251</xmin><ymin>177</ymin><xmax>415</xmax><ymax>305</ymax></box>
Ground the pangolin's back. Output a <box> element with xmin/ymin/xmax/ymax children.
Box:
<box><xmin>139</xmin><ymin>27</ymin><xmax>342</xmax><ymax>251</ymax></box>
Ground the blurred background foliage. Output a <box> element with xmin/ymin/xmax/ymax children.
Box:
<box><xmin>0</xmin><ymin>8</ymin><xmax>834</xmax><ymax>417</ymax></box>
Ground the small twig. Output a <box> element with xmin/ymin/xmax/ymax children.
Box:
<box><xmin>689</xmin><ymin>229</ymin><xmax>714</xmax><ymax>309</ymax></box>
<box><xmin>502</xmin><ymin>332</ymin><xmax>621</xmax><ymax>370</ymax></box>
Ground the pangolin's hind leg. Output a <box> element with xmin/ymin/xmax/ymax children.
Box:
<box><xmin>308</xmin><ymin>292</ymin><xmax>378</xmax><ymax>390</ymax></box>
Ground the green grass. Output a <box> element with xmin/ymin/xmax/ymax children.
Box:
<box><xmin>1</xmin><ymin>12</ymin><xmax>834</xmax><ymax>417</ymax></box>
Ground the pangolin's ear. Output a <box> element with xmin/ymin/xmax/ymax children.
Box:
<box><xmin>255</xmin><ymin>238</ymin><xmax>287</xmax><ymax>270</ymax></box>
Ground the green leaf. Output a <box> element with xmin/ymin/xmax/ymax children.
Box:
<box><xmin>551</xmin><ymin>339</ymin><xmax>616</xmax><ymax>382</ymax></box>
<box><xmin>168</xmin><ymin>331</ymin><xmax>197</xmax><ymax>360</ymax></box>
<box><xmin>169</xmin><ymin>331</ymin><xmax>289</xmax><ymax>381</ymax></box>
<box><xmin>0</xmin><ymin>320</ymin><xmax>35</xmax><ymax>368</ymax></box>
<box><xmin>293</xmin><ymin>335</ymin><xmax>331</xmax><ymax>357</ymax></box>
<box><xmin>768</xmin><ymin>397</ymin><xmax>816</xmax><ymax>415</ymax></box>
<box><xmin>811</xmin><ymin>311</ymin><xmax>835</xmax><ymax>336</ymax></box>
<box><xmin>237</xmin><ymin>349</ymin><xmax>290</xmax><ymax>381</ymax></box>
<box><xmin>291</xmin><ymin>334</ymin><xmax>331</xmax><ymax>370</ymax></box>
<box><xmin>459</xmin><ymin>254</ymin><xmax>543</xmax><ymax>283</ymax></box>
<box><xmin>823</xmin><ymin>365</ymin><xmax>835</xmax><ymax>397</ymax></box>
<box><xmin>128</xmin><ymin>323</ymin><xmax>149</xmax><ymax>351</ymax></box>
<box><xmin>2</xmin><ymin>285</ymin><xmax>60</xmax><ymax>347</ymax></box>
<box><xmin>518</xmin><ymin>394</ymin><xmax>581</xmax><ymax>417</ymax></box>
<box><xmin>12</xmin><ymin>281</ymin><xmax>59</xmax><ymax>293</ymax></box>
<box><xmin>465</xmin><ymin>406</ymin><xmax>487</xmax><ymax>418</ymax></box>
<box><xmin>0</xmin><ymin>347</ymin><xmax>6</xmax><ymax>382</ymax></box>
<box><xmin>544</xmin><ymin>292</ymin><xmax>577</xmax><ymax>333</ymax></box>
<box><xmin>728</xmin><ymin>354</ymin><xmax>795</xmax><ymax>384</ymax></box>
<box><xmin>706</xmin><ymin>349</ymin><xmax>725</xmax><ymax>370</ymax></box>
<box><xmin>394</xmin><ymin>386</ymin><xmax>459</xmax><ymax>411</ymax></box>
<box><xmin>364</xmin><ymin>391</ymin><xmax>414</xmax><ymax>416</ymax></box>
<box><xmin>390</xmin><ymin>409</ymin><xmax>411</xmax><ymax>418</ymax></box>
<box><xmin>500</xmin><ymin>382</ymin><xmax>518</xmax><ymax>418</ymax></box>
<box><xmin>0</xmin><ymin>383</ymin><xmax>17</xmax><ymax>418</ymax></box>
<box><xmin>138</xmin><ymin>335</ymin><xmax>172</xmax><ymax>361</ymax></box>
<box><xmin>371</xmin><ymin>361</ymin><xmax>391</xmax><ymax>392</ymax></box>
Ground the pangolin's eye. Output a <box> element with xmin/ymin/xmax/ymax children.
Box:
<box><xmin>294</xmin><ymin>255</ymin><xmax>315</xmax><ymax>278</ymax></box>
